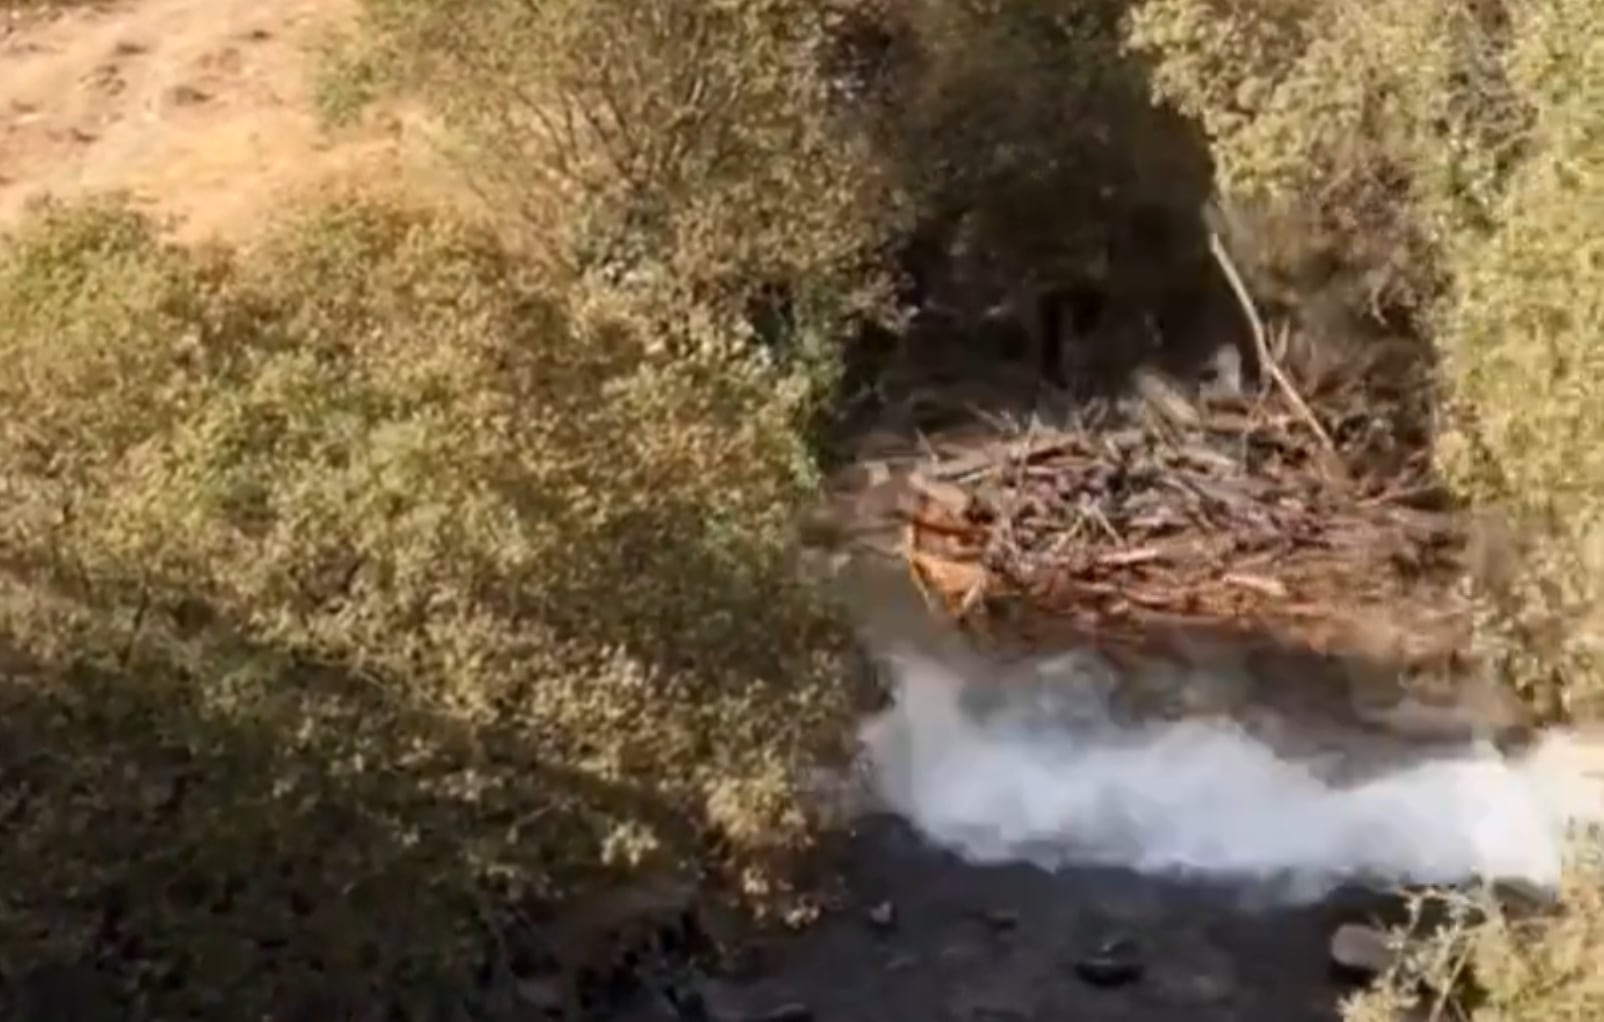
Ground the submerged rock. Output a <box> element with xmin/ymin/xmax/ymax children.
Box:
<box><xmin>1329</xmin><ymin>923</ymin><xmax>1397</xmax><ymax>978</ymax></box>
<box><xmin>866</xmin><ymin>900</ymin><xmax>898</xmax><ymax>931</ymax></box>
<box><xmin>1074</xmin><ymin>936</ymin><xmax>1145</xmax><ymax>988</ymax></box>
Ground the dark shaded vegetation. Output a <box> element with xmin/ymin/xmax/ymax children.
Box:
<box><xmin>0</xmin><ymin>198</ymin><xmax>859</xmax><ymax>1017</ymax></box>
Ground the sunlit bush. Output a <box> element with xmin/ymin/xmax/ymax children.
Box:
<box><xmin>0</xmin><ymin>198</ymin><xmax>859</xmax><ymax>1015</ymax></box>
<box><xmin>1130</xmin><ymin>0</ymin><xmax>1604</xmax><ymax>1016</ymax></box>
<box><xmin>344</xmin><ymin>0</ymin><xmax>1224</xmax><ymax>381</ymax></box>
<box><xmin>1132</xmin><ymin>0</ymin><xmax>1603</xmax><ymax>707</ymax></box>
<box><xmin>1342</xmin><ymin>837</ymin><xmax>1604</xmax><ymax>1022</ymax></box>
<box><xmin>346</xmin><ymin>0</ymin><xmax>909</xmax><ymax>402</ymax></box>
<box><xmin>1133</xmin><ymin>0</ymin><xmax>1531</xmax><ymax>329</ymax></box>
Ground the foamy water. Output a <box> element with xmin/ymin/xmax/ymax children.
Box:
<box><xmin>859</xmin><ymin>648</ymin><xmax>1604</xmax><ymax>901</ymax></box>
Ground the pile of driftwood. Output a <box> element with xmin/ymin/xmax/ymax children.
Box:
<box><xmin>900</xmin><ymin>384</ymin><xmax>1467</xmax><ymax>662</ymax></box>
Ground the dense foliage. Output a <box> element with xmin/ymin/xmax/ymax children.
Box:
<box><xmin>0</xmin><ymin>198</ymin><xmax>857</xmax><ymax>1015</ymax></box>
<box><xmin>1130</xmin><ymin>1</ymin><xmax>1604</xmax><ymax>1016</ymax></box>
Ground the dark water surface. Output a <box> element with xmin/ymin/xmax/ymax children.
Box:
<box><xmin>618</xmin><ymin>816</ymin><xmax>1387</xmax><ymax>1022</ymax></box>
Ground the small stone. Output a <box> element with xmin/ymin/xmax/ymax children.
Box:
<box><xmin>1330</xmin><ymin>924</ymin><xmax>1397</xmax><ymax>977</ymax></box>
<box><xmin>981</xmin><ymin>909</ymin><xmax>1018</xmax><ymax>932</ymax></box>
<box><xmin>1075</xmin><ymin>937</ymin><xmax>1144</xmax><ymax>988</ymax></box>
<box><xmin>749</xmin><ymin>1002</ymin><xmax>812</xmax><ymax>1022</ymax></box>
<box><xmin>884</xmin><ymin>952</ymin><xmax>917</xmax><ymax>972</ymax></box>
<box><xmin>866</xmin><ymin>900</ymin><xmax>897</xmax><ymax>931</ymax></box>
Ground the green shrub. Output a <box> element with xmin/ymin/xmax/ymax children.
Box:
<box><xmin>1129</xmin><ymin>1</ymin><xmax>1604</xmax><ymax>1016</ymax></box>
<box><xmin>338</xmin><ymin>0</ymin><xmax>1229</xmax><ymax>391</ymax></box>
<box><xmin>1130</xmin><ymin>0</ymin><xmax>1529</xmax><ymax>329</ymax></box>
<box><xmin>0</xmin><ymin>198</ymin><xmax>858</xmax><ymax>1016</ymax></box>
<box><xmin>1343</xmin><ymin>839</ymin><xmax>1604</xmax><ymax>1022</ymax></box>
<box><xmin>346</xmin><ymin>0</ymin><xmax>908</xmax><ymax>403</ymax></box>
<box><xmin>1131</xmin><ymin>0</ymin><xmax>1604</xmax><ymax>712</ymax></box>
<box><xmin>1428</xmin><ymin>0</ymin><xmax>1604</xmax><ymax>721</ymax></box>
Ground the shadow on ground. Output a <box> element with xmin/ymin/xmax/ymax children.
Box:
<box><xmin>0</xmin><ymin>602</ymin><xmax>711</xmax><ymax>1021</ymax></box>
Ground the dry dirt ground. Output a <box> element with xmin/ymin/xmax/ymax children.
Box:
<box><xmin>1</xmin><ymin>0</ymin><xmax>451</xmax><ymax>242</ymax></box>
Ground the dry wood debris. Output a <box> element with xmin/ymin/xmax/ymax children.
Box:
<box><xmin>899</xmin><ymin>385</ymin><xmax>1466</xmax><ymax>663</ymax></box>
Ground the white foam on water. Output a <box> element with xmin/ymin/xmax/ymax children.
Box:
<box><xmin>859</xmin><ymin>648</ymin><xmax>1604</xmax><ymax>901</ymax></box>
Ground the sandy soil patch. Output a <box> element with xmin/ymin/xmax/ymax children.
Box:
<box><xmin>2</xmin><ymin>0</ymin><xmax>453</xmax><ymax>242</ymax></box>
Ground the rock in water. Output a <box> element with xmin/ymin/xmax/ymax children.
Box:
<box><xmin>1329</xmin><ymin>924</ymin><xmax>1397</xmax><ymax>978</ymax></box>
<box><xmin>1075</xmin><ymin>937</ymin><xmax>1144</xmax><ymax>988</ymax></box>
<box><xmin>866</xmin><ymin>900</ymin><xmax>897</xmax><ymax>931</ymax></box>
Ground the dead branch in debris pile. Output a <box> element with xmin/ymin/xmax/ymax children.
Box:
<box><xmin>899</xmin><ymin>387</ymin><xmax>1467</xmax><ymax>664</ymax></box>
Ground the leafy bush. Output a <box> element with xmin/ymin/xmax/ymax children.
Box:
<box><xmin>1129</xmin><ymin>0</ymin><xmax>1604</xmax><ymax>1016</ymax></box>
<box><xmin>0</xmin><ymin>198</ymin><xmax>859</xmax><ymax>1016</ymax></box>
<box><xmin>1132</xmin><ymin>0</ymin><xmax>1532</xmax><ymax>332</ymax></box>
<box><xmin>1131</xmin><ymin>0</ymin><xmax>1604</xmax><ymax>706</ymax></box>
<box><xmin>346</xmin><ymin>0</ymin><xmax>909</xmax><ymax>403</ymax></box>
<box><xmin>341</xmin><ymin>0</ymin><xmax>1233</xmax><ymax>390</ymax></box>
<box><xmin>1343</xmin><ymin>839</ymin><xmax>1604</xmax><ymax>1022</ymax></box>
<box><xmin>1427</xmin><ymin>0</ymin><xmax>1604</xmax><ymax>722</ymax></box>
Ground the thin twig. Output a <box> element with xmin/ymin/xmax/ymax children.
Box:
<box><xmin>119</xmin><ymin>585</ymin><xmax>151</xmax><ymax>670</ymax></box>
<box><xmin>995</xmin><ymin>416</ymin><xmax>1040</xmax><ymax>557</ymax></box>
<box><xmin>1207</xmin><ymin>228</ymin><xmax>1336</xmax><ymax>453</ymax></box>
<box><xmin>1085</xmin><ymin>502</ymin><xmax>1123</xmax><ymax>546</ymax></box>
<box><xmin>1428</xmin><ymin>948</ymin><xmax>1471</xmax><ymax>1022</ymax></box>
<box><xmin>903</xmin><ymin>522</ymin><xmax>940</xmax><ymax>612</ymax></box>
